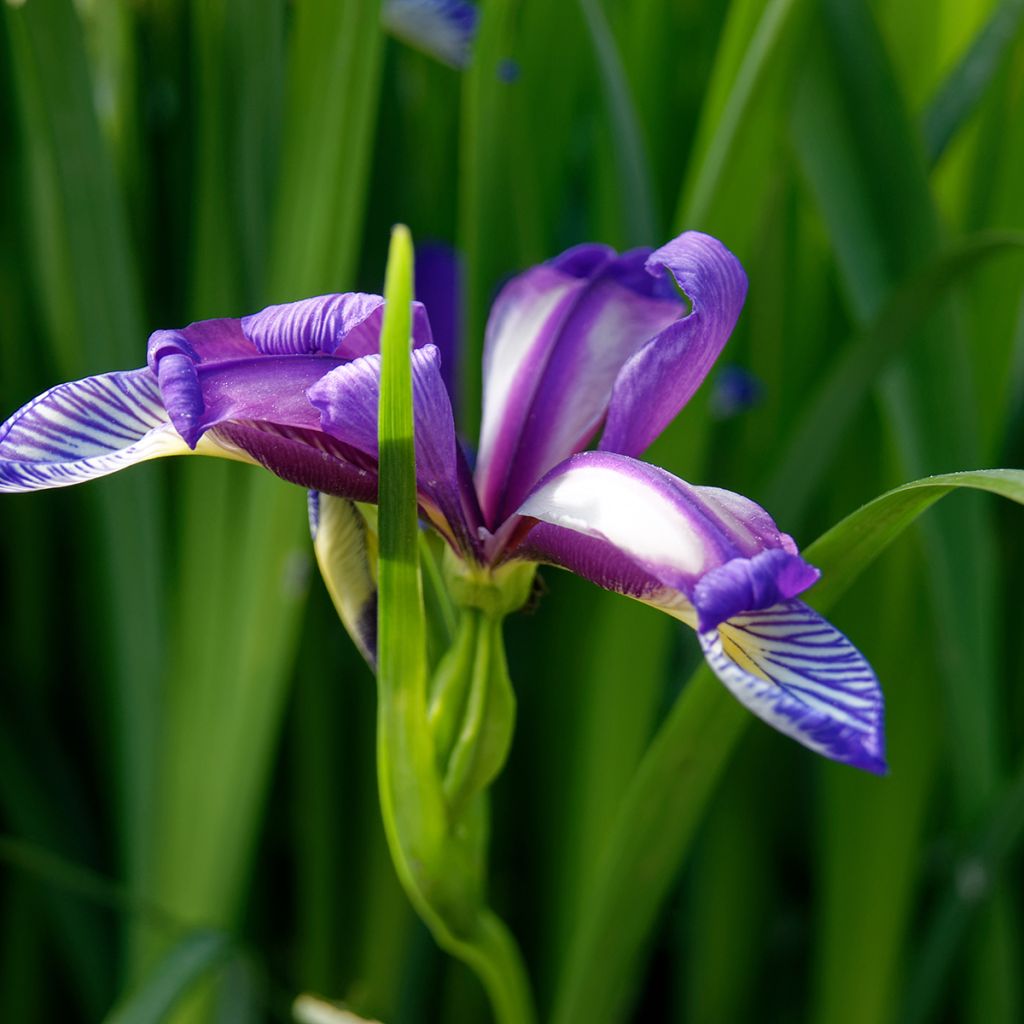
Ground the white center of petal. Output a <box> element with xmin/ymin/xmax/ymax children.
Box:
<box><xmin>520</xmin><ymin>463</ymin><xmax>708</xmax><ymax>577</ymax></box>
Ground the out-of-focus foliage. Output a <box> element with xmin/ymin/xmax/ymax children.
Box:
<box><xmin>1</xmin><ymin>1</ymin><xmax>1022</xmax><ymax>1022</ymax></box>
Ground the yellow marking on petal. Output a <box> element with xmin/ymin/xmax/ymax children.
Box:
<box><xmin>641</xmin><ymin>590</ymin><xmax>699</xmax><ymax>629</ymax></box>
<box><xmin>718</xmin><ymin>622</ymin><xmax>771</xmax><ymax>682</ymax></box>
<box><xmin>195</xmin><ymin>428</ymin><xmax>262</xmax><ymax>464</ymax></box>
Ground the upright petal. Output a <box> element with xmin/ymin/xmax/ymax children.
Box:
<box><xmin>240</xmin><ymin>293</ymin><xmax>434</xmax><ymax>359</ymax></box>
<box><xmin>0</xmin><ymin>369</ymin><xmax>194</xmax><ymax>492</ymax></box>
<box><xmin>515</xmin><ymin>451</ymin><xmax>817</xmax><ymax>630</ymax></box>
<box><xmin>475</xmin><ymin>243</ymin><xmax>685</xmax><ymax>525</ymax></box>
<box><xmin>600</xmin><ymin>231</ymin><xmax>748</xmax><ymax>457</ymax></box>
<box><xmin>308</xmin><ymin>345</ymin><xmax>482</xmax><ymax>555</ymax></box>
<box><xmin>701</xmin><ymin>601</ymin><xmax>886</xmax><ymax>773</ymax></box>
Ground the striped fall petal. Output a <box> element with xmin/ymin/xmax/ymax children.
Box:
<box><xmin>0</xmin><ymin>369</ymin><xmax>205</xmax><ymax>493</ymax></box>
<box><xmin>703</xmin><ymin>603</ymin><xmax>885</xmax><ymax>773</ymax></box>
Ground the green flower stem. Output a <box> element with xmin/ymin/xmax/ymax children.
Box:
<box><xmin>377</xmin><ymin>653</ymin><xmax>536</xmax><ymax>1024</ymax></box>
<box><xmin>376</xmin><ymin>225</ymin><xmax>535</xmax><ymax>1024</ymax></box>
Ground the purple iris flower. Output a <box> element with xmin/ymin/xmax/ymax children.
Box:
<box><xmin>0</xmin><ymin>231</ymin><xmax>885</xmax><ymax>773</ymax></box>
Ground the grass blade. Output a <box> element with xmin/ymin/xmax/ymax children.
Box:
<box><xmin>922</xmin><ymin>0</ymin><xmax>1024</xmax><ymax>167</ymax></box>
<box><xmin>103</xmin><ymin>932</ymin><xmax>233</xmax><ymax>1024</ymax></box>
<box><xmin>576</xmin><ymin>0</ymin><xmax>656</xmax><ymax>245</ymax></box>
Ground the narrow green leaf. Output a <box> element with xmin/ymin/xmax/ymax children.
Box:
<box><xmin>764</xmin><ymin>231</ymin><xmax>1024</xmax><ymax>524</ymax></box>
<box><xmin>103</xmin><ymin>931</ymin><xmax>232</xmax><ymax>1024</ymax></box>
<box><xmin>921</xmin><ymin>0</ymin><xmax>1024</xmax><ymax>167</ymax></box>
<box><xmin>4</xmin><ymin>0</ymin><xmax>166</xmax><ymax>944</ymax></box>
<box><xmin>378</xmin><ymin>223</ymin><xmax>423</xmax><ymax>644</ymax></box>
<box><xmin>675</xmin><ymin>0</ymin><xmax>809</xmax><ymax>232</ymax></box>
<box><xmin>552</xmin><ymin>469</ymin><xmax>1024</xmax><ymax>1024</ymax></box>
<box><xmin>904</xmin><ymin>752</ymin><xmax>1024</xmax><ymax>1024</ymax></box>
<box><xmin>375</xmin><ymin>222</ymin><xmax>447</xmax><ymax>920</ymax></box>
<box><xmin>576</xmin><ymin>0</ymin><xmax>656</xmax><ymax>245</ymax></box>
<box><xmin>457</xmin><ymin>0</ymin><xmax>516</xmax><ymax>433</ymax></box>
<box><xmin>269</xmin><ymin>0</ymin><xmax>384</xmax><ymax>299</ymax></box>
<box><xmin>804</xmin><ymin>469</ymin><xmax>1024</xmax><ymax>606</ymax></box>
<box><xmin>793</xmin><ymin>6</ymin><xmax>1016</xmax><ymax>1017</ymax></box>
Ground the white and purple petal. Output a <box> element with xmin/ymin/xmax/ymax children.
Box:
<box><xmin>0</xmin><ymin>369</ymin><xmax>195</xmax><ymax>492</ymax></box>
<box><xmin>475</xmin><ymin>243</ymin><xmax>687</xmax><ymax>525</ymax></box>
<box><xmin>382</xmin><ymin>0</ymin><xmax>478</xmax><ymax>69</ymax></box>
<box><xmin>599</xmin><ymin>231</ymin><xmax>748</xmax><ymax>457</ymax></box>
<box><xmin>475</xmin><ymin>244</ymin><xmax>613</xmax><ymax>525</ymax></box>
<box><xmin>515</xmin><ymin>451</ymin><xmax>817</xmax><ymax>630</ymax></box>
<box><xmin>702</xmin><ymin>601</ymin><xmax>886</xmax><ymax>773</ymax></box>
<box><xmin>308</xmin><ymin>345</ymin><xmax>482</xmax><ymax>555</ymax></box>
<box><xmin>239</xmin><ymin>293</ymin><xmax>433</xmax><ymax>359</ymax></box>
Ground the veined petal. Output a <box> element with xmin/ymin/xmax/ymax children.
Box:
<box><xmin>308</xmin><ymin>345</ymin><xmax>482</xmax><ymax>554</ymax></box>
<box><xmin>0</xmin><ymin>369</ymin><xmax>199</xmax><ymax>492</ymax></box>
<box><xmin>515</xmin><ymin>451</ymin><xmax>817</xmax><ymax>629</ymax></box>
<box><xmin>700</xmin><ymin>601</ymin><xmax>886</xmax><ymax>773</ymax></box>
<box><xmin>309</xmin><ymin>492</ymin><xmax>378</xmax><ymax>666</ymax></box>
<box><xmin>600</xmin><ymin>231</ymin><xmax>748</xmax><ymax>458</ymax></box>
<box><xmin>147</xmin><ymin>319</ymin><xmax>256</xmax><ymax>373</ymax></box>
<box><xmin>382</xmin><ymin>0</ymin><xmax>478</xmax><ymax>69</ymax></box>
<box><xmin>517</xmin><ymin>524</ymin><xmax>884</xmax><ymax>772</ymax></box>
<box><xmin>475</xmin><ymin>243</ymin><xmax>686</xmax><ymax>524</ymax></box>
<box><xmin>240</xmin><ymin>293</ymin><xmax>434</xmax><ymax>359</ymax></box>
<box><xmin>212</xmin><ymin>422</ymin><xmax>378</xmax><ymax>502</ymax></box>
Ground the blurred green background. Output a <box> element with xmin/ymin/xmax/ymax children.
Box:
<box><xmin>1</xmin><ymin>0</ymin><xmax>1023</xmax><ymax>1021</ymax></box>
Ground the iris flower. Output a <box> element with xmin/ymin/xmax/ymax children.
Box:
<box><xmin>0</xmin><ymin>231</ymin><xmax>884</xmax><ymax>773</ymax></box>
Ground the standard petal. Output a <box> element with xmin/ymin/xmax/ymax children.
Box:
<box><xmin>309</xmin><ymin>491</ymin><xmax>378</xmax><ymax>666</ymax></box>
<box><xmin>308</xmin><ymin>345</ymin><xmax>482</xmax><ymax>554</ymax></box>
<box><xmin>240</xmin><ymin>293</ymin><xmax>433</xmax><ymax>359</ymax></box>
<box><xmin>600</xmin><ymin>231</ymin><xmax>748</xmax><ymax>457</ymax></box>
<box><xmin>700</xmin><ymin>601</ymin><xmax>886</xmax><ymax>773</ymax></box>
<box><xmin>515</xmin><ymin>451</ymin><xmax>818</xmax><ymax>629</ymax></box>
<box><xmin>381</xmin><ymin>0</ymin><xmax>478</xmax><ymax>68</ymax></box>
<box><xmin>0</xmin><ymin>369</ymin><xmax>195</xmax><ymax>492</ymax></box>
<box><xmin>475</xmin><ymin>243</ymin><xmax>685</xmax><ymax>525</ymax></box>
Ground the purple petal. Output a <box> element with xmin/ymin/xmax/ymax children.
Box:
<box><xmin>308</xmin><ymin>345</ymin><xmax>482</xmax><ymax>555</ymax></box>
<box><xmin>514</xmin><ymin>520</ymin><xmax>668</xmax><ymax>601</ymax></box>
<box><xmin>382</xmin><ymin>0</ymin><xmax>478</xmax><ymax>69</ymax></box>
<box><xmin>142</xmin><ymin>354</ymin><xmax>340</xmax><ymax>451</ymax></box>
<box><xmin>212</xmin><ymin>422</ymin><xmax>378</xmax><ymax>502</ymax></box>
<box><xmin>0</xmin><ymin>368</ymin><xmax>189</xmax><ymax>492</ymax></box>
<box><xmin>415</xmin><ymin>243</ymin><xmax>462</xmax><ymax>407</ymax></box>
<box><xmin>600</xmin><ymin>231</ymin><xmax>748</xmax><ymax>457</ymax></box>
<box><xmin>309</xmin><ymin>492</ymin><xmax>379</xmax><ymax>666</ymax></box>
<box><xmin>701</xmin><ymin>601</ymin><xmax>886</xmax><ymax>773</ymax></box>
<box><xmin>148</xmin><ymin>319</ymin><xmax>256</xmax><ymax>370</ymax></box>
<box><xmin>515</xmin><ymin>451</ymin><xmax>817</xmax><ymax>629</ymax></box>
<box><xmin>475</xmin><ymin>243</ymin><xmax>685</xmax><ymax>525</ymax></box>
<box><xmin>240</xmin><ymin>293</ymin><xmax>434</xmax><ymax>359</ymax></box>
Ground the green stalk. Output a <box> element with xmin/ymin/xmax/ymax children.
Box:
<box><xmin>376</xmin><ymin>225</ymin><xmax>535</xmax><ymax>1024</ymax></box>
